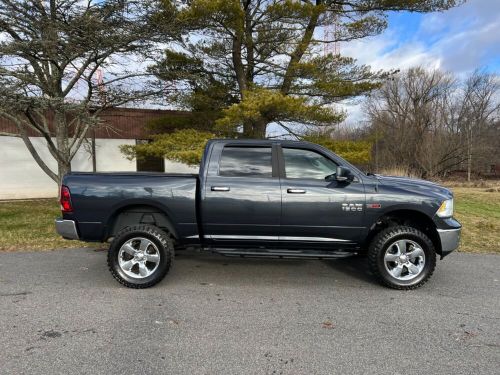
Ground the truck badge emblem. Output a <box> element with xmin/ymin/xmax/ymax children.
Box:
<box><xmin>342</xmin><ymin>203</ymin><xmax>363</xmax><ymax>212</ymax></box>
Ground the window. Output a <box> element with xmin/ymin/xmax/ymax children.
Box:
<box><xmin>283</xmin><ymin>148</ymin><xmax>337</xmax><ymax>180</ymax></box>
<box><xmin>136</xmin><ymin>139</ymin><xmax>165</xmax><ymax>172</ymax></box>
<box><xmin>219</xmin><ymin>147</ymin><xmax>273</xmax><ymax>177</ymax></box>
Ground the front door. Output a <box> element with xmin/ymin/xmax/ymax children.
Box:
<box><xmin>202</xmin><ymin>144</ymin><xmax>281</xmax><ymax>244</ymax></box>
<box><xmin>279</xmin><ymin>147</ymin><xmax>366</xmax><ymax>247</ymax></box>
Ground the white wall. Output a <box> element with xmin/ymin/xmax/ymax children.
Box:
<box><xmin>0</xmin><ymin>137</ymin><xmax>198</xmax><ymax>199</ymax></box>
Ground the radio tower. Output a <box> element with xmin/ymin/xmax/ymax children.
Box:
<box><xmin>323</xmin><ymin>13</ymin><xmax>340</xmax><ymax>56</ymax></box>
<box><xmin>95</xmin><ymin>68</ymin><xmax>107</xmax><ymax>105</ymax></box>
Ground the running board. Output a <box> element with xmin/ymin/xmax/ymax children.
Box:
<box><xmin>208</xmin><ymin>248</ymin><xmax>356</xmax><ymax>259</ymax></box>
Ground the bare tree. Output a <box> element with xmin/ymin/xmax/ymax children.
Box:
<box><xmin>366</xmin><ymin>67</ymin><xmax>463</xmax><ymax>178</ymax></box>
<box><xmin>0</xmin><ymin>0</ymin><xmax>175</xmax><ymax>184</ymax></box>
<box><xmin>456</xmin><ymin>70</ymin><xmax>500</xmax><ymax>181</ymax></box>
<box><xmin>366</xmin><ymin>68</ymin><xmax>500</xmax><ymax>179</ymax></box>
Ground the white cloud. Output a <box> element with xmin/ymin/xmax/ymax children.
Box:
<box><xmin>340</xmin><ymin>0</ymin><xmax>500</xmax><ymax>122</ymax></box>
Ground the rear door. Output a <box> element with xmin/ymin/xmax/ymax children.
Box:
<box><xmin>202</xmin><ymin>143</ymin><xmax>281</xmax><ymax>244</ymax></box>
<box><xmin>279</xmin><ymin>146</ymin><xmax>366</xmax><ymax>246</ymax></box>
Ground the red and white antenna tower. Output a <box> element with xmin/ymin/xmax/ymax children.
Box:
<box><xmin>323</xmin><ymin>13</ymin><xmax>340</xmax><ymax>56</ymax></box>
<box><xmin>95</xmin><ymin>68</ymin><xmax>107</xmax><ymax>105</ymax></box>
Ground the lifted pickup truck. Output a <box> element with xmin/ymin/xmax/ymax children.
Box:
<box><xmin>56</xmin><ymin>139</ymin><xmax>461</xmax><ymax>289</ymax></box>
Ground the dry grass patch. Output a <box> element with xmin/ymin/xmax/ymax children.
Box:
<box><xmin>0</xmin><ymin>199</ymin><xmax>89</xmax><ymax>251</ymax></box>
<box><xmin>451</xmin><ymin>187</ymin><xmax>500</xmax><ymax>253</ymax></box>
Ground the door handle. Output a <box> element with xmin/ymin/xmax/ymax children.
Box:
<box><xmin>287</xmin><ymin>188</ymin><xmax>306</xmax><ymax>194</ymax></box>
<box><xmin>211</xmin><ymin>186</ymin><xmax>230</xmax><ymax>192</ymax></box>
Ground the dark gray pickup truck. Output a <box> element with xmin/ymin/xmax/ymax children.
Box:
<box><xmin>56</xmin><ymin>139</ymin><xmax>461</xmax><ymax>289</ymax></box>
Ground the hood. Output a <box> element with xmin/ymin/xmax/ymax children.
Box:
<box><xmin>375</xmin><ymin>174</ymin><xmax>452</xmax><ymax>200</ymax></box>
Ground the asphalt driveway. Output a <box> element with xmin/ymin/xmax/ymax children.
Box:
<box><xmin>0</xmin><ymin>249</ymin><xmax>499</xmax><ymax>374</ymax></box>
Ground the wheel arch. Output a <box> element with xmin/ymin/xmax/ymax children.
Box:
<box><xmin>106</xmin><ymin>203</ymin><xmax>178</xmax><ymax>241</ymax></box>
<box><xmin>365</xmin><ymin>209</ymin><xmax>442</xmax><ymax>255</ymax></box>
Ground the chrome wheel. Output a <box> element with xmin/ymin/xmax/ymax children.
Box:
<box><xmin>384</xmin><ymin>239</ymin><xmax>425</xmax><ymax>281</ymax></box>
<box><xmin>118</xmin><ymin>237</ymin><xmax>160</xmax><ymax>279</ymax></box>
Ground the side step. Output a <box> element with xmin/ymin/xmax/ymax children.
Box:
<box><xmin>208</xmin><ymin>248</ymin><xmax>356</xmax><ymax>260</ymax></box>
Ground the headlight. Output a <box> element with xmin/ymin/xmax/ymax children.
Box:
<box><xmin>436</xmin><ymin>198</ymin><xmax>454</xmax><ymax>218</ymax></box>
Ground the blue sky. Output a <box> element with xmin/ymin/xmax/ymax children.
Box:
<box><xmin>342</xmin><ymin>0</ymin><xmax>500</xmax><ymax>75</ymax></box>
<box><xmin>337</xmin><ymin>0</ymin><xmax>500</xmax><ymax>124</ymax></box>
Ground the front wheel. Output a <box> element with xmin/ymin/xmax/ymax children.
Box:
<box><xmin>368</xmin><ymin>226</ymin><xmax>436</xmax><ymax>290</ymax></box>
<box><xmin>107</xmin><ymin>225</ymin><xmax>174</xmax><ymax>288</ymax></box>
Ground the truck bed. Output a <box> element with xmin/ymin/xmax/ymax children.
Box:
<box><xmin>62</xmin><ymin>172</ymin><xmax>199</xmax><ymax>241</ymax></box>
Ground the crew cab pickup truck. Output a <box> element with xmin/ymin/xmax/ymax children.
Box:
<box><xmin>56</xmin><ymin>139</ymin><xmax>461</xmax><ymax>289</ymax></box>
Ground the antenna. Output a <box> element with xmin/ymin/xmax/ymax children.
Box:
<box><xmin>323</xmin><ymin>12</ymin><xmax>340</xmax><ymax>56</ymax></box>
<box><xmin>95</xmin><ymin>68</ymin><xmax>107</xmax><ymax>105</ymax></box>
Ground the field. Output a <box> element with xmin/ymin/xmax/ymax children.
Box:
<box><xmin>0</xmin><ymin>187</ymin><xmax>498</xmax><ymax>252</ymax></box>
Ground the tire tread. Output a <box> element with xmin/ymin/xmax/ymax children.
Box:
<box><xmin>368</xmin><ymin>225</ymin><xmax>436</xmax><ymax>290</ymax></box>
<box><xmin>107</xmin><ymin>224</ymin><xmax>174</xmax><ymax>289</ymax></box>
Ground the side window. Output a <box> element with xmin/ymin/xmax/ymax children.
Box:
<box><xmin>283</xmin><ymin>148</ymin><xmax>337</xmax><ymax>180</ymax></box>
<box><xmin>219</xmin><ymin>147</ymin><xmax>273</xmax><ymax>177</ymax></box>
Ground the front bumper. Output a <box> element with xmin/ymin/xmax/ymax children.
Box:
<box><xmin>55</xmin><ymin>219</ymin><xmax>79</xmax><ymax>240</ymax></box>
<box><xmin>437</xmin><ymin>227</ymin><xmax>461</xmax><ymax>257</ymax></box>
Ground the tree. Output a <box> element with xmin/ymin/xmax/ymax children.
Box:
<box><xmin>121</xmin><ymin>127</ymin><xmax>374</xmax><ymax>166</ymax></box>
<box><xmin>303</xmin><ymin>133</ymin><xmax>372</xmax><ymax>165</ymax></box>
<box><xmin>366</xmin><ymin>67</ymin><xmax>499</xmax><ymax>179</ymax></box>
<box><xmin>122</xmin><ymin>128</ymin><xmax>214</xmax><ymax>166</ymax></box>
<box><xmin>366</xmin><ymin>68</ymin><xmax>458</xmax><ymax>177</ymax></box>
<box><xmin>0</xmin><ymin>0</ymin><xmax>176</xmax><ymax>185</ymax></box>
<box><xmin>125</xmin><ymin>0</ymin><xmax>460</xmax><ymax>165</ymax></box>
<box><xmin>457</xmin><ymin>71</ymin><xmax>500</xmax><ymax>181</ymax></box>
<box><xmin>162</xmin><ymin>0</ymin><xmax>459</xmax><ymax>134</ymax></box>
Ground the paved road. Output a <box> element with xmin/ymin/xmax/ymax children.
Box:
<box><xmin>0</xmin><ymin>249</ymin><xmax>499</xmax><ymax>375</ymax></box>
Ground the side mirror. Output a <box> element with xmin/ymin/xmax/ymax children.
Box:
<box><xmin>336</xmin><ymin>166</ymin><xmax>354</xmax><ymax>183</ymax></box>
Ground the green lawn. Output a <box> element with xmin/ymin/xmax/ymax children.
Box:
<box><xmin>0</xmin><ymin>188</ymin><xmax>498</xmax><ymax>253</ymax></box>
<box><xmin>451</xmin><ymin>187</ymin><xmax>500</xmax><ymax>253</ymax></box>
<box><xmin>0</xmin><ymin>199</ymin><xmax>89</xmax><ymax>251</ymax></box>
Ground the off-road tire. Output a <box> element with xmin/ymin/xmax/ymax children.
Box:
<box><xmin>368</xmin><ymin>225</ymin><xmax>436</xmax><ymax>290</ymax></box>
<box><xmin>107</xmin><ymin>225</ymin><xmax>174</xmax><ymax>288</ymax></box>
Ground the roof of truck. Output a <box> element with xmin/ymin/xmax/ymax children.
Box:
<box><xmin>207</xmin><ymin>138</ymin><xmax>314</xmax><ymax>147</ymax></box>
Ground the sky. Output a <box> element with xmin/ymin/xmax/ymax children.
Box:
<box><xmin>1</xmin><ymin>0</ymin><xmax>497</xmax><ymax>129</ymax></box>
<box><xmin>338</xmin><ymin>0</ymin><xmax>500</xmax><ymax>124</ymax></box>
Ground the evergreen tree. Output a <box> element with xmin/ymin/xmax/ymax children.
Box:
<box><xmin>123</xmin><ymin>0</ymin><xmax>461</xmax><ymax>164</ymax></box>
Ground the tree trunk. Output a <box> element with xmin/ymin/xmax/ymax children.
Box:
<box><xmin>55</xmin><ymin>110</ymin><xmax>72</xmax><ymax>186</ymax></box>
<box><xmin>467</xmin><ymin>145</ymin><xmax>472</xmax><ymax>182</ymax></box>
<box><xmin>466</xmin><ymin>126</ymin><xmax>472</xmax><ymax>182</ymax></box>
<box><xmin>242</xmin><ymin>119</ymin><xmax>267</xmax><ymax>139</ymax></box>
<box><xmin>253</xmin><ymin>119</ymin><xmax>267</xmax><ymax>139</ymax></box>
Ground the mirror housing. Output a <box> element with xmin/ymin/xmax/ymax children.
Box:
<box><xmin>335</xmin><ymin>166</ymin><xmax>354</xmax><ymax>183</ymax></box>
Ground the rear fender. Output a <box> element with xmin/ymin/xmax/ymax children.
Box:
<box><xmin>106</xmin><ymin>203</ymin><xmax>177</xmax><ymax>240</ymax></box>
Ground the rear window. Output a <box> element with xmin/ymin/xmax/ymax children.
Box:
<box><xmin>219</xmin><ymin>147</ymin><xmax>273</xmax><ymax>177</ymax></box>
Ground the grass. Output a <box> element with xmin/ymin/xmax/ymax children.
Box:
<box><xmin>451</xmin><ymin>187</ymin><xmax>500</xmax><ymax>253</ymax></box>
<box><xmin>0</xmin><ymin>188</ymin><xmax>498</xmax><ymax>253</ymax></box>
<box><xmin>0</xmin><ymin>199</ymin><xmax>89</xmax><ymax>251</ymax></box>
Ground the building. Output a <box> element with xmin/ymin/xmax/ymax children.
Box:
<box><xmin>0</xmin><ymin>108</ymin><xmax>197</xmax><ymax>199</ymax></box>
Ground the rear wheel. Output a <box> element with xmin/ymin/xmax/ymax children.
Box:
<box><xmin>107</xmin><ymin>225</ymin><xmax>174</xmax><ymax>288</ymax></box>
<box><xmin>368</xmin><ymin>225</ymin><xmax>436</xmax><ymax>290</ymax></box>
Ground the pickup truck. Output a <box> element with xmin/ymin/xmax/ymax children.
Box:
<box><xmin>56</xmin><ymin>139</ymin><xmax>461</xmax><ymax>290</ymax></box>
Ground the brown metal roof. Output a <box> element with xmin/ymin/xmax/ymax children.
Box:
<box><xmin>0</xmin><ymin>107</ymin><xmax>190</xmax><ymax>139</ymax></box>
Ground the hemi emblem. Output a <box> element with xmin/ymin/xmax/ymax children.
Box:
<box><xmin>366</xmin><ymin>203</ymin><xmax>381</xmax><ymax>209</ymax></box>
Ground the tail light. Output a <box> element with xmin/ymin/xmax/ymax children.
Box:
<box><xmin>60</xmin><ymin>185</ymin><xmax>73</xmax><ymax>213</ymax></box>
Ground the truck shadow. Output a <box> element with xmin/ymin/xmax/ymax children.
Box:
<box><xmin>321</xmin><ymin>256</ymin><xmax>374</xmax><ymax>284</ymax></box>
<box><xmin>172</xmin><ymin>250</ymin><xmax>375</xmax><ymax>287</ymax></box>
